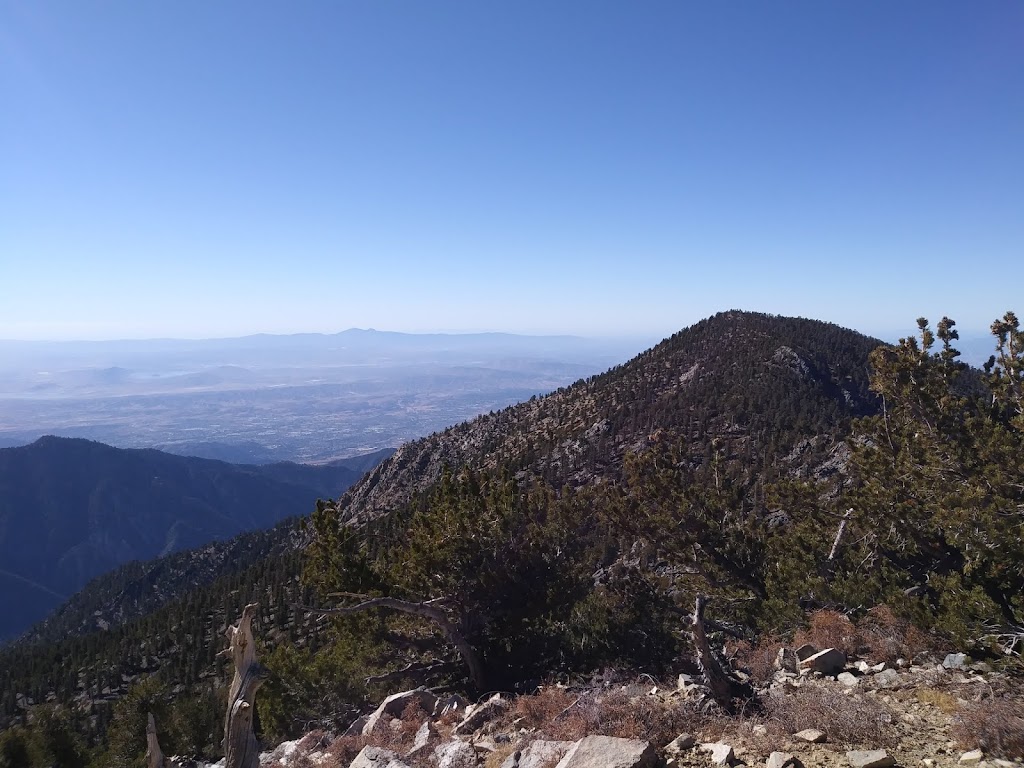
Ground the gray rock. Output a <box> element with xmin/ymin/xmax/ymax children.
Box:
<box><xmin>795</xmin><ymin>644</ymin><xmax>818</xmax><ymax>661</ymax></box>
<box><xmin>665</xmin><ymin>733</ymin><xmax>697</xmax><ymax>755</ymax></box>
<box><xmin>874</xmin><ymin>669</ymin><xmax>900</xmax><ymax>689</ymax></box>
<box><xmin>350</xmin><ymin>746</ymin><xmax>405</xmax><ymax>768</ymax></box>
<box><xmin>767</xmin><ymin>752</ymin><xmax>802</xmax><ymax>768</ymax></box>
<box><xmin>793</xmin><ymin>729</ymin><xmax>827</xmax><ymax>744</ymax></box>
<box><xmin>434</xmin><ymin>741</ymin><xmax>477</xmax><ymax>768</ymax></box>
<box><xmin>958</xmin><ymin>750</ymin><xmax>983</xmax><ymax>763</ymax></box>
<box><xmin>846</xmin><ymin>750</ymin><xmax>895</xmax><ymax>768</ymax></box>
<box><xmin>775</xmin><ymin>648</ymin><xmax>799</xmax><ymax>673</ymax></box>
<box><xmin>837</xmin><ymin>672</ymin><xmax>859</xmax><ymax>687</ymax></box>
<box><xmin>800</xmin><ymin>648</ymin><xmax>846</xmax><ymax>676</ymax></box>
<box><xmin>453</xmin><ymin>693</ymin><xmax>507</xmax><ymax>735</ymax></box>
<box><xmin>555</xmin><ymin>736</ymin><xmax>657</xmax><ymax>768</ymax></box>
<box><xmin>343</xmin><ymin>716</ymin><xmax>369</xmax><ymax>737</ymax></box>
<box><xmin>406</xmin><ymin>720</ymin><xmax>437</xmax><ymax>758</ymax></box>
<box><xmin>512</xmin><ymin>741</ymin><xmax>575</xmax><ymax>768</ymax></box>
<box><xmin>943</xmin><ymin>653</ymin><xmax>968</xmax><ymax>670</ymax></box>
<box><xmin>362</xmin><ymin>689</ymin><xmax>438</xmax><ymax>735</ymax></box>
<box><xmin>699</xmin><ymin>743</ymin><xmax>736</xmax><ymax>766</ymax></box>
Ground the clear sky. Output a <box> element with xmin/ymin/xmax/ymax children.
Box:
<box><xmin>2</xmin><ymin>2</ymin><xmax>1021</xmax><ymax>341</ymax></box>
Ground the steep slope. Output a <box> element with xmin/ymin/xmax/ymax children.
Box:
<box><xmin>18</xmin><ymin>518</ymin><xmax>301</xmax><ymax>645</ymax></box>
<box><xmin>334</xmin><ymin>311</ymin><xmax>883</xmax><ymax>524</ymax></box>
<box><xmin>0</xmin><ymin>437</ymin><xmax>362</xmax><ymax>641</ymax></box>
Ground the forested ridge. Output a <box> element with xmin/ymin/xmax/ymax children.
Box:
<box><xmin>1</xmin><ymin>310</ymin><xmax>1021</xmax><ymax>767</ymax></box>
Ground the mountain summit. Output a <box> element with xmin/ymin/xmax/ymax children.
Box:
<box><xmin>333</xmin><ymin>310</ymin><xmax>883</xmax><ymax>524</ymax></box>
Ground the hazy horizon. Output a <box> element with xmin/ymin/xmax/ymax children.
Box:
<box><xmin>0</xmin><ymin>314</ymin><xmax>1009</xmax><ymax>346</ymax></box>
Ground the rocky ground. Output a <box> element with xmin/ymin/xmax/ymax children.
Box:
<box><xmin>169</xmin><ymin>642</ymin><xmax>1022</xmax><ymax>768</ymax></box>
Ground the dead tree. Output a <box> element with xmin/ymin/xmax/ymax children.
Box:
<box><xmin>145</xmin><ymin>712</ymin><xmax>165</xmax><ymax>768</ymax></box>
<box><xmin>296</xmin><ymin>593</ymin><xmax>485</xmax><ymax>691</ymax></box>
<box><xmin>690</xmin><ymin>594</ymin><xmax>753</xmax><ymax>713</ymax></box>
<box><xmin>222</xmin><ymin>603</ymin><xmax>267</xmax><ymax>768</ymax></box>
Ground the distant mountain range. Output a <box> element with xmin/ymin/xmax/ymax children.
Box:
<box><xmin>0</xmin><ymin>437</ymin><xmax>388</xmax><ymax>641</ymax></box>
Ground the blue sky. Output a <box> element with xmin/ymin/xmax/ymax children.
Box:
<box><xmin>2</xmin><ymin>2</ymin><xmax>1022</xmax><ymax>341</ymax></box>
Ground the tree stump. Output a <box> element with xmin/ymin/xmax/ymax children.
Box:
<box><xmin>223</xmin><ymin>603</ymin><xmax>267</xmax><ymax>768</ymax></box>
<box><xmin>691</xmin><ymin>594</ymin><xmax>752</xmax><ymax>713</ymax></box>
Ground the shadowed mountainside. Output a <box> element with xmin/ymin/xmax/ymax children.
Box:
<box><xmin>0</xmin><ymin>437</ymin><xmax>370</xmax><ymax>641</ymax></box>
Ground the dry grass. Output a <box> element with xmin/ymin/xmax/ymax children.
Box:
<box><xmin>321</xmin><ymin>734</ymin><xmax>369</xmax><ymax>768</ymax></box>
<box><xmin>483</xmin><ymin>743</ymin><xmax>518</xmax><ymax>768</ymax></box>
<box><xmin>503</xmin><ymin>683</ymin><xmax>706</xmax><ymax>747</ymax></box>
<box><xmin>791</xmin><ymin>607</ymin><xmax>940</xmax><ymax>664</ymax></box>
<box><xmin>730</xmin><ymin>635</ymin><xmax>785</xmax><ymax>683</ymax></box>
<box><xmin>915</xmin><ymin>687</ymin><xmax>958</xmax><ymax>714</ymax></box>
<box><xmin>794</xmin><ymin>610</ymin><xmax>862</xmax><ymax>658</ymax></box>
<box><xmin>952</xmin><ymin>696</ymin><xmax>1024</xmax><ymax>760</ymax></box>
<box><xmin>856</xmin><ymin>606</ymin><xmax>937</xmax><ymax>664</ymax></box>
<box><xmin>764</xmin><ymin>684</ymin><xmax>898</xmax><ymax>748</ymax></box>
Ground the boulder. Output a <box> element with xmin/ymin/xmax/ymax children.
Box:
<box><xmin>794</xmin><ymin>644</ymin><xmax>818</xmax><ymax>661</ymax></box>
<box><xmin>958</xmin><ymin>750</ymin><xmax>983</xmax><ymax>764</ymax></box>
<box><xmin>555</xmin><ymin>736</ymin><xmax>657</xmax><ymax>768</ymax></box>
<box><xmin>259</xmin><ymin>739</ymin><xmax>301</xmax><ymax>766</ymax></box>
<box><xmin>943</xmin><ymin>653</ymin><xmax>968</xmax><ymax>671</ymax></box>
<box><xmin>503</xmin><ymin>741</ymin><xmax>575</xmax><ymax>768</ymax></box>
<box><xmin>434</xmin><ymin>741</ymin><xmax>477</xmax><ymax>768</ymax></box>
<box><xmin>664</xmin><ymin>733</ymin><xmax>697</xmax><ymax>755</ymax></box>
<box><xmin>837</xmin><ymin>672</ymin><xmax>859</xmax><ymax>687</ymax></box>
<box><xmin>453</xmin><ymin>693</ymin><xmax>507</xmax><ymax>735</ymax></box>
<box><xmin>793</xmin><ymin>729</ymin><xmax>826</xmax><ymax>744</ymax></box>
<box><xmin>846</xmin><ymin>750</ymin><xmax>895</xmax><ymax>768</ymax></box>
<box><xmin>699</xmin><ymin>743</ymin><xmax>735</xmax><ymax>766</ymax></box>
<box><xmin>406</xmin><ymin>720</ymin><xmax>437</xmax><ymax>758</ymax></box>
<box><xmin>775</xmin><ymin>648</ymin><xmax>799</xmax><ymax>673</ymax></box>
<box><xmin>350</xmin><ymin>746</ymin><xmax>407</xmax><ymax>768</ymax></box>
<box><xmin>799</xmin><ymin>648</ymin><xmax>846</xmax><ymax>676</ymax></box>
<box><xmin>874</xmin><ymin>669</ymin><xmax>900</xmax><ymax>689</ymax></box>
<box><xmin>767</xmin><ymin>752</ymin><xmax>802</xmax><ymax>768</ymax></box>
<box><xmin>343</xmin><ymin>716</ymin><xmax>369</xmax><ymax>737</ymax></box>
<box><xmin>362</xmin><ymin>689</ymin><xmax>438</xmax><ymax>735</ymax></box>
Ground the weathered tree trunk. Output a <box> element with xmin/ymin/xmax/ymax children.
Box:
<box><xmin>223</xmin><ymin>603</ymin><xmax>266</xmax><ymax>768</ymax></box>
<box><xmin>691</xmin><ymin>594</ymin><xmax>751</xmax><ymax>713</ymax></box>
<box><xmin>297</xmin><ymin>594</ymin><xmax>486</xmax><ymax>691</ymax></box>
<box><xmin>146</xmin><ymin>712</ymin><xmax>165</xmax><ymax>768</ymax></box>
<box><xmin>828</xmin><ymin>509</ymin><xmax>852</xmax><ymax>562</ymax></box>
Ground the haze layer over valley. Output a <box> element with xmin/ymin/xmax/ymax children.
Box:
<box><xmin>0</xmin><ymin>330</ymin><xmax>646</xmax><ymax>463</ymax></box>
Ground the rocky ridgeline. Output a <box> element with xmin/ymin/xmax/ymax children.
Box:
<box><xmin>163</xmin><ymin>645</ymin><xmax>1022</xmax><ymax>768</ymax></box>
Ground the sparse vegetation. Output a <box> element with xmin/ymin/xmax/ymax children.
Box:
<box><xmin>763</xmin><ymin>685</ymin><xmax>898</xmax><ymax>748</ymax></box>
<box><xmin>952</xmin><ymin>696</ymin><xmax>1024</xmax><ymax>759</ymax></box>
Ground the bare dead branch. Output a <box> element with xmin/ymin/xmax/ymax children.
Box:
<box><xmin>295</xmin><ymin>597</ymin><xmax>485</xmax><ymax>690</ymax></box>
